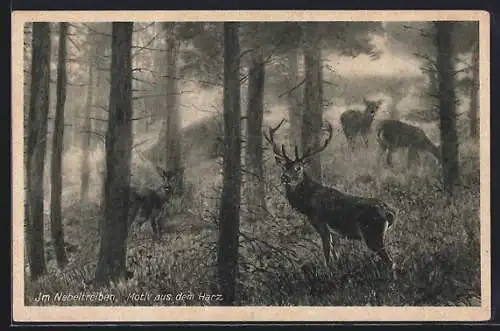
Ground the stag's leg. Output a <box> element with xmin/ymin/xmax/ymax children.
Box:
<box><xmin>361</xmin><ymin>220</ymin><xmax>396</xmax><ymax>278</ymax></box>
<box><xmin>377</xmin><ymin>145</ymin><xmax>387</xmax><ymax>166</ymax></box>
<box><xmin>344</xmin><ymin>132</ymin><xmax>355</xmax><ymax>152</ymax></box>
<box><xmin>386</xmin><ymin>148</ymin><xmax>394</xmax><ymax>167</ymax></box>
<box><xmin>363</xmin><ymin>135</ymin><xmax>369</xmax><ymax>148</ymax></box>
<box><xmin>315</xmin><ymin>222</ymin><xmax>334</xmax><ymax>268</ymax></box>
<box><xmin>150</xmin><ymin>210</ymin><xmax>162</xmax><ymax>242</ymax></box>
<box><xmin>407</xmin><ymin>147</ymin><xmax>418</xmax><ymax>169</ymax></box>
<box><xmin>126</xmin><ymin>203</ymin><xmax>139</xmax><ymax>232</ymax></box>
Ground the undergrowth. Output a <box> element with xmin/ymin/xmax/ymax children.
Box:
<box><xmin>25</xmin><ymin>134</ymin><xmax>481</xmax><ymax>307</ymax></box>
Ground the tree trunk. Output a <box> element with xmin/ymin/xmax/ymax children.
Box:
<box><xmin>80</xmin><ymin>38</ymin><xmax>94</xmax><ymax>203</ymax></box>
<box><xmin>26</xmin><ymin>22</ymin><xmax>51</xmax><ymax>280</ymax></box>
<box><xmin>50</xmin><ymin>22</ymin><xmax>68</xmax><ymax>268</ymax></box>
<box><xmin>468</xmin><ymin>40</ymin><xmax>479</xmax><ymax>138</ymax></box>
<box><xmin>149</xmin><ymin>22</ymin><xmax>164</xmax><ymax>129</ymax></box>
<box><xmin>244</xmin><ymin>44</ymin><xmax>265</xmax><ymax>222</ymax></box>
<box><xmin>428</xmin><ymin>68</ymin><xmax>439</xmax><ymax>97</ymax></box>
<box><xmin>94</xmin><ymin>22</ymin><xmax>134</xmax><ymax>285</ymax></box>
<box><xmin>285</xmin><ymin>48</ymin><xmax>302</xmax><ymax>146</ymax></box>
<box><xmin>436</xmin><ymin>22</ymin><xmax>459</xmax><ymax>197</ymax></box>
<box><xmin>218</xmin><ymin>22</ymin><xmax>241</xmax><ymax>306</ymax></box>
<box><xmin>163</xmin><ymin>22</ymin><xmax>184</xmax><ymax>192</ymax></box>
<box><xmin>93</xmin><ymin>24</ymin><xmax>111</xmax><ymax>147</ymax></box>
<box><xmin>301</xmin><ymin>23</ymin><xmax>323</xmax><ymax>181</ymax></box>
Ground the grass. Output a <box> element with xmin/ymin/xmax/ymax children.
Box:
<box><xmin>24</xmin><ymin>125</ymin><xmax>481</xmax><ymax>307</ymax></box>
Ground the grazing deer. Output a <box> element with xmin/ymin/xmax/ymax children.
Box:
<box><xmin>340</xmin><ymin>98</ymin><xmax>383</xmax><ymax>149</ymax></box>
<box><xmin>264</xmin><ymin>119</ymin><xmax>397</xmax><ymax>274</ymax></box>
<box><xmin>376</xmin><ymin>119</ymin><xmax>441</xmax><ymax>168</ymax></box>
<box><xmin>127</xmin><ymin>166</ymin><xmax>182</xmax><ymax>241</ymax></box>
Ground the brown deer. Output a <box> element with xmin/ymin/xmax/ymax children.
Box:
<box><xmin>264</xmin><ymin>119</ymin><xmax>397</xmax><ymax>274</ymax></box>
<box><xmin>127</xmin><ymin>166</ymin><xmax>182</xmax><ymax>241</ymax></box>
<box><xmin>376</xmin><ymin>119</ymin><xmax>441</xmax><ymax>168</ymax></box>
<box><xmin>340</xmin><ymin>98</ymin><xmax>383</xmax><ymax>150</ymax></box>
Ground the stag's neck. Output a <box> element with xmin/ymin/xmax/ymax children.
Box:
<box><xmin>284</xmin><ymin>172</ymin><xmax>322</xmax><ymax>215</ymax></box>
<box><xmin>360</xmin><ymin>113</ymin><xmax>375</xmax><ymax>133</ymax></box>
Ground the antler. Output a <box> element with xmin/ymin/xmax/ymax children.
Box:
<box><xmin>297</xmin><ymin>120</ymin><xmax>333</xmax><ymax>163</ymax></box>
<box><xmin>264</xmin><ymin>119</ymin><xmax>333</xmax><ymax>164</ymax></box>
<box><xmin>263</xmin><ymin>118</ymin><xmax>292</xmax><ymax>162</ymax></box>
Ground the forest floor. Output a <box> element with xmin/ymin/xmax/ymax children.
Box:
<box><xmin>24</xmin><ymin>127</ymin><xmax>482</xmax><ymax>307</ymax></box>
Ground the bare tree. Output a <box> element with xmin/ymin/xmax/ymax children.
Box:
<box><xmin>80</xmin><ymin>28</ymin><xmax>95</xmax><ymax>202</ymax></box>
<box><xmin>26</xmin><ymin>22</ymin><xmax>51</xmax><ymax>280</ymax></box>
<box><xmin>301</xmin><ymin>22</ymin><xmax>323</xmax><ymax>180</ymax></box>
<box><xmin>244</xmin><ymin>24</ymin><xmax>266</xmax><ymax>221</ymax></box>
<box><xmin>50</xmin><ymin>22</ymin><xmax>69</xmax><ymax>268</ymax></box>
<box><xmin>285</xmin><ymin>47</ymin><xmax>302</xmax><ymax>146</ymax></box>
<box><xmin>468</xmin><ymin>40</ymin><xmax>479</xmax><ymax>138</ymax></box>
<box><xmin>162</xmin><ymin>22</ymin><xmax>184</xmax><ymax>192</ymax></box>
<box><xmin>435</xmin><ymin>21</ymin><xmax>459</xmax><ymax>196</ymax></box>
<box><xmin>94</xmin><ymin>22</ymin><xmax>134</xmax><ymax>285</ymax></box>
<box><xmin>217</xmin><ymin>22</ymin><xmax>242</xmax><ymax>306</ymax></box>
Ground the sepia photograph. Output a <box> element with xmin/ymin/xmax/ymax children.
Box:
<box><xmin>12</xmin><ymin>10</ymin><xmax>490</xmax><ymax>322</ymax></box>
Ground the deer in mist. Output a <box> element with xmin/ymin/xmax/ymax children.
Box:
<box><xmin>127</xmin><ymin>165</ymin><xmax>183</xmax><ymax>241</ymax></box>
<box><xmin>340</xmin><ymin>98</ymin><xmax>383</xmax><ymax>150</ymax></box>
<box><xmin>264</xmin><ymin>119</ymin><xmax>398</xmax><ymax>275</ymax></box>
<box><xmin>376</xmin><ymin>119</ymin><xmax>441</xmax><ymax>169</ymax></box>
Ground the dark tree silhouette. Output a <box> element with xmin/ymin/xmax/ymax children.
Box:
<box><xmin>80</xmin><ymin>28</ymin><xmax>95</xmax><ymax>203</ymax></box>
<box><xmin>26</xmin><ymin>22</ymin><xmax>51</xmax><ymax>280</ymax></box>
<box><xmin>301</xmin><ymin>22</ymin><xmax>324</xmax><ymax>180</ymax></box>
<box><xmin>94</xmin><ymin>22</ymin><xmax>134</xmax><ymax>285</ymax></box>
<box><xmin>435</xmin><ymin>21</ymin><xmax>459</xmax><ymax>196</ymax></box>
<box><xmin>468</xmin><ymin>40</ymin><xmax>479</xmax><ymax>138</ymax></box>
<box><xmin>50</xmin><ymin>22</ymin><xmax>69</xmax><ymax>268</ymax></box>
<box><xmin>163</xmin><ymin>22</ymin><xmax>184</xmax><ymax>192</ymax></box>
<box><xmin>244</xmin><ymin>24</ymin><xmax>266</xmax><ymax>221</ymax></box>
<box><xmin>285</xmin><ymin>48</ymin><xmax>302</xmax><ymax>146</ymax></box>
<box><xmin>217</xmin><ymin>22</ymin><xmax>242</xmax><ymax>305</ymax></box>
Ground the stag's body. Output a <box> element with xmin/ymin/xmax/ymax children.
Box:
<box><xmin>127</xmin><ymin>188</ymin><xmax>167</xmax><ymax>241</ymax></box>
<box><xmin>285</xmin><ymin>170</ymin><xmax>396</xmax><ymax>268</ymax></box>
<box><xmin>376</xmin><ymin>119</ymin><xmax>441</xmax><ymax>168</ymax></box>
<box><xmin>340</xmin><ymin>98</ymin><xmax>382</xmax><ymax>149</ymax></box>
<box><xmin>264</xmin><ymin>119</ymin><xmax>397</xmax><ymax>273</ymax></box>
<box><xmin>127</xmin><ymin>165</ymin><xmax>182</xmax><ymax>241</ymax></box>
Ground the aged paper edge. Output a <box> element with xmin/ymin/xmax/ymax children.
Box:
<box><xmin>11</xmin><ymin>10</ymin><xmax>491</xmax><ymax>322</ymax></box>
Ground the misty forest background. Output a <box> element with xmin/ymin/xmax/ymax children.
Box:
<box><xmin>23</xmin><ymin>21</ymin><xmax>481</xmax><ymax>306</ymax></box>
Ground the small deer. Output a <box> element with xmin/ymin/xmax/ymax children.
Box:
<box><xmin>376</xmin><ymin>119</ymin><xmax>441</xmax><ymax>168</ymax></box>
<box><xmin>127</xmin><ymin>166</ymin><xmax>182</xmax><ymax>241</ymax></box>
<box><xmin>340</xmin><ymin>98</ymin><xmax>383</xmax><ymax>150</ymax></box>
<box><xmin>264</xmin><ymin>119</ymin><xmax>397</xmax><ymax>274</ymax></box>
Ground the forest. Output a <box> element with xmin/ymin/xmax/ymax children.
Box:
<box><xmin>22</xmin><ymin>20</ymin><xmax>481</xmax><ymax>306</ymax></box>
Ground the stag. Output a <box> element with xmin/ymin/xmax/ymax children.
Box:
<box><xmin>376</xmin><ymin>119</ymin><xmax>441</xmax><ymax>168</ymax></box>
<box><xmin>127</xmin><ymin>164</ymin><xmax>182</xmax><ymax>241</ymax></box>
<box><xmin>340</xmin><ymin>98</ymin><xmax>383</xmax><ymax>150</ymax></box>
<box><xmin>264</xmin><ymin>119</ymin><xmax>397</xmax><ymax>274</ymax></box>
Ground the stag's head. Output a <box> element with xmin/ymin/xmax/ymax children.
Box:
<box><xmin>263</xmin><ymin>119</ymin><xmax>333</xmax><ymax>187</ymax></box>
<box><xmin>155</xmin><ymin>166</ymin><xmax>184</xmax><ymax>196</ymax></box>
<box><xmin>363</xmin><ymin>97</ymin><xmax>383</xmax><ymax>120</ymax></box>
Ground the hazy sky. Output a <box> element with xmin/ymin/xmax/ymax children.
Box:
<box><xmin>328</xmin><ymin>33</ymin><xmax>424</xmax><ymax>78</ymax></box>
